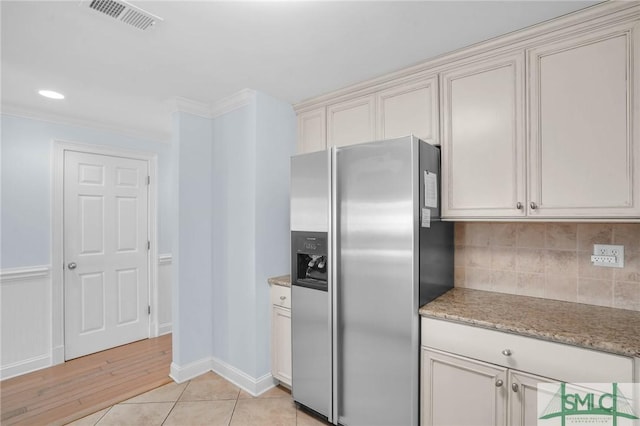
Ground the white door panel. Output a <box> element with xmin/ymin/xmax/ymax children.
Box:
<box><xmin>528</xmin><ymin>23</ymin><xmax>640</xmax><ymax>218</ymax></box>
<box><xmin>441</xmin><ymin>53</ymin><xmax>526</xmax><ymax>218</ymax></box>
<box><xmin>64</xmin><ymin>151</ymin><xmax>149</xmax><ymax>360</ymax></box>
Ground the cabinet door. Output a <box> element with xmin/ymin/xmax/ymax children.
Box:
<box><xmin>377</xmin><ymin>75</ymin><xmax>439</xmax><ymax>144</ymax></box>
<box><xmin>271</xmin><ymin>305</ymin><xmax>291</xmax><ymax>386</ymax></box>
<box><xmin>421</xmin><ymin>348</ymin><xmax>507</xmax><ymax>426</ymax></box>
<box><xmin>441</xmin><ymin>53</ymin><xmax>526</xmax><ymax>219</ymax></box>
<box><xmin>297</xmin><ymin>107</ymin><xmax>326</xmax><ymax>154</ymax></box>
<box><xmin>508</xmin><ymin>370</ymin><xmax>555</xmax><ymax>426</ymax></box>
<box><xmin>327</xmin><ymin>95</ymin><xmax>376</xmax><ymax>148</ymax></box>
<box><xmin>528</xmin><ymin>22</ymin><xmax>640</xmax><ymax>218</ymax></box>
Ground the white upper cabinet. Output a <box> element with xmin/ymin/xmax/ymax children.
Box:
<box><xmin>294</xmin><ymin>3</ymin><xmax>640</xmax><ymax>220</ymax></box>
<box><xmin>528</xmin><ymin>22</ymin><xmax>640</xmax><ymax>219</ymax></box>
<box><xmin>327</xmin><ymin>95</ymin><xmax>376</xmax><ymax>148</ymax></box>
<box><xmin>377</xmin><ymin>75</ymin><xmax>439</xmax><ymax>144</ymax></box>
<box><xmin>297</xmin><ymin>107</ymin><xmax>326</xmax><ymax>154</ymax></box>
<box><xmin>441</xmin><ymin>53</ymin><xmax>526</xmax><ymax>219</ymax></box>
<box><xmin>298</xmin><ymin>76</ymin><xmax>439</xmax><ymax>152</ymax></box>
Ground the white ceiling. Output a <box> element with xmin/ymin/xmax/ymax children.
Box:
<box><xmin>1</xmin><ymin>0</ymin><xmax>598</xmax><ymax>142</ymax></box>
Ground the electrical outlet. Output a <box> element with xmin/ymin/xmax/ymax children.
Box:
<box><xmin>592</xmin><ymin>244</ymin><xmax>624</xmax><ymax>268</ymax></box>
<box><xmin>590</xmin><ymin>255</ymin><xmax>616</xmax><ymax>264</ymax></box>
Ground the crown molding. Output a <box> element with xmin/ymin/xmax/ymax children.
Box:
<box><xmin>166</xmin><ymin>96</ymin><xmax>211</xmax><ymax>118</ymax></box>
<box><xmin>210</xmin><ymin>89</ymin><xmax>256</xmax><ymax>118</ymax></box>
<box><xmin>167</xmin><ymin>89</ymin><xmax>256</xmax><ymax>120</ymax></box>
<box><xmin>294</xmin><ymin>1</ymin><xmax>640</xmax><ymax>113</ymax></box>
<box><xmin>1</xmin><ymin>104</ymin><xmax>171</xmax><ymax>143</ymax></box>
<box><xmin>4</xmin><ymin>89</ymin><xmax>258</xmax><ymax>141</ymax></box>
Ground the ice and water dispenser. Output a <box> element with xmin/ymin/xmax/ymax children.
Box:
<box><xmin>291</xmin><ymin>231</ymin><xmax>328</xmax><ymax>291</ymax></box>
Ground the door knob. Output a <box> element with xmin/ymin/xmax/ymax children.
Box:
<box><xmin>495</xmin><ymin>379</ymin><xmax>504</xmax><ymax>387</ymax></box>
<box><xmin>530</xmin><ymin>202</ymin><xmax>538</xmax><ymax>210</ymax></box>
<box><xmin>512</xmin><ymin>383</ymin><xmax>519</xmax><ymax>393</ymax></box>
<box><xmin>516</xmin><ymin>202</ymin><xmax>523</xmax><ymax>210</ymax></box>
<box><xmin>68</xmin><ymin>262</ymin><xmax>77</xmax><ymax>270</ymax></box>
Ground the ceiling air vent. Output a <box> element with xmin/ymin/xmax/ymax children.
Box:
<box><xmin>84</xmin><ymin>0</ymin><xmax>163</xmax><ymax>31</ymax></box>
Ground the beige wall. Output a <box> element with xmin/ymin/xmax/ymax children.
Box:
<box><xmin>454</xmin><ymin>223</ymin><xmax>640</xmax><ymax>311</ymax></box>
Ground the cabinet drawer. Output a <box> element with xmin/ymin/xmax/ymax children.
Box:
<box><xmin>271</xmin><ymin>285</ymin><xmax>291</xmax><ymax>309</ymax></box>
<box><xmin>421</xmin><ymin>317</ymin><xmax>633</xmax><ymax>384</ymax></box>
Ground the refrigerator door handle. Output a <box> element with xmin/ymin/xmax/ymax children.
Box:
<box><xmin>330</xmin><ymin>146</ymin><xmax>339</xmax><ymax>425</ymax></box>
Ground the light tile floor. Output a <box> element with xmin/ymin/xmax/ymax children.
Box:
<box><xmin>67</xmin><ymin>372</ymin><xmax>329</xmax><ymax>426</ymax></box>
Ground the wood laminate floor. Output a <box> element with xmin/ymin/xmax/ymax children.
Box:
<box><xmin>0</xmin><ymin>334</ymin><xmax>172</xmax><ymax>426</ymax></box>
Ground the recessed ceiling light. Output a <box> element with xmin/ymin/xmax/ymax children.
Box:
<box><xmin>38</xmin><ymin>90</ymin><xmax>65</xmax><ymax>100</ymax></box>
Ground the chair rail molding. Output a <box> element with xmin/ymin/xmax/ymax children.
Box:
<box><xmin>0</xmin><ymin>265</ymin><xmax>50</xmax><ymax>282</ymax></box>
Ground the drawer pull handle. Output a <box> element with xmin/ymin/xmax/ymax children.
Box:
<box><xmin>502</xmin><ymin>349</ymin><xmax>512</xmax><ymax>356</ymax></box>
<box><xmin>280</xmin><ymin>296</ymin><xmax>286</xmax><ymax>300</ymax></box>
<box><xmin>495</xmin><ymin>379</ymin><xmax>504</xmax><ymax>388</ymax></box>
<box><xmin>512</xmin><ymin>383</ymin><xmax>519</xmax><ymax>393</ymax></box>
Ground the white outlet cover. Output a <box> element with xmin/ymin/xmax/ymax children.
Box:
<box><xmin>592</xmin><ymin>244</ymin><xmax>624</xmax><ymax>268</ymax></box>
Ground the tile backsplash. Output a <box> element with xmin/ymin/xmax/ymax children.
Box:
<box><xmin>454</xmin><ymin>222</ymin><xmax>640</xmax><ymax>311</ymax></box>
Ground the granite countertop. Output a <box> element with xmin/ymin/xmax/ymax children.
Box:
<box><xmin>419</xmin><ymin>288</ymin><xmax>640</xmax><ymax>358</ymax></box>
<box><xmin>268</xmin><ymin>275</ymin><xmax>291</xmax><ymax>287</ymax></box>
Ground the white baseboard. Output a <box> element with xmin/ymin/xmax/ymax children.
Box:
<box><xmin>253</xmin><ymin>372</ymin><xmax>278</xmax><ymax>396</ymax></box>
<box><xmin>158</xmin><ymin>323</ymin><xmax>172</xmax><ymax>336</ymax></box>
<box><xmin>0</xmin><ymin>353</ymin><xmax>51</xmax><ymax>381</ymax></box>
<box><xmin>169</xmin><ymin>358</ymin><xmax>212</xmax><ymax>383</ymax></box>
<box><xmin>52</xmin><ymin>345</ymin><xmax>65</xmax><ymax>365</ymax></box>
<box><xmin>210</xmin><ymin>357</ymin><xmax>276</xmax><ymax>397</ymax></box>
<box><xmin>170</xmin><ymin>356</ymin><xmax>276</xmax><ymax>396</ymax></box>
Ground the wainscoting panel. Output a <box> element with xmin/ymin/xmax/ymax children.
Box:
<box><xmin>0</xmin><ymin>266</ymin><xmax>52</xmax><ymax>379</ymax></box>
<box><xmin>158</xmin><ymin>254</ymin><xmax>172</xmax><ymax>335</ymax></box>
<box><xmin>1</xmin><ymin>255</ymin><xmax>172</xmax><ymax>380</ymax></box>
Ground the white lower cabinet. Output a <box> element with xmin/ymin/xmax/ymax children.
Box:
<box><xmin>421</xmin><ymin>348</ymin><xmax>554</xmax><ymax>426</ymax></box>
<box><xmin>270</xmin><ymin>285</ymin><xmax>292</xmax><ymax>387</ymax></box>
<box><xmin>508</xmin><ymin>370</ymin><xmax>555</xmax><ymax>426</ymax></box>
<box><xmin>421</xmin><ymin>348</ymin><xmax>507</xmax><ymax>426</ymax></box>
<box><xmin>420</xmin><ymin>317</ymin><xmax>635</xmax><ymax>426</ymax></box>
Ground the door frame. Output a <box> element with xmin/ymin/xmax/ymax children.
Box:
<box><xmin>51</xmin><ymin>140</ymin><xmax>158</xmax><ymax>365</ymax></box>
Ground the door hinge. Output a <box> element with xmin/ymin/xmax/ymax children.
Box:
<box><xmin>147</xmin><ymin>240</ymin><xmax>151</xmax><ymax>250</ymax></box>
<box><xmin>146</xmin><ymin>176</ymin><xmax>150</xmax><ymax>185</ymax></box>
<box><xmin>148</xmin><ymin>305</ymin><xmax>151</xmax><ymax>315</ymax></box>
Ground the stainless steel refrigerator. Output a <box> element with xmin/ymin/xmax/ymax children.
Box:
<box><xmin>290</xmin><ymin>136</ymin><xmax>453</xmax><ymax>426</ymax></box>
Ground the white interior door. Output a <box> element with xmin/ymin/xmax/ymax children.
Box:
<box><xmin>64</xmin><ymin>150</ymin><xmax>149</xmax><ymax>360</ymax></box>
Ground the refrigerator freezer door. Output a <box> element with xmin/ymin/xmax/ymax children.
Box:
<box><xmin>291</xmin><ymin>285</ymin><xmax>331</xmax><ymax>418</ymax></box>
<box><xmin>335</xmin><ymin>137</ymin><xmax>419</xmax><ymax>426</ymax></box>
<box><xmin>291</xmin><ymin>150</ymin><xmax>330</xmax><ymax>233</ymax></box>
